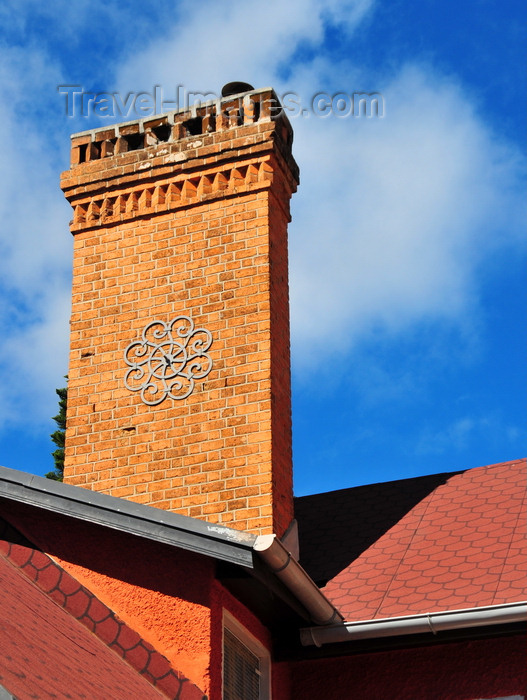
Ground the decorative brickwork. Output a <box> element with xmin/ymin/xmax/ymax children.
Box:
<box><xmin>61</xmin><ymin>87</ymin><xmax>298</xmax><ymax>536</ymax></box>
<box><xmin>0</xmin><ymin>517</ymin><xmax>206</xmax><ymax>699</ymax></box>
<box><xmin>69</xmin><ymin>158</ymin><xmax>278</xmax><ymax>233</ymax></box>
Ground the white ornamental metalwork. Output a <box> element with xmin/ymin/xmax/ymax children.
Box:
<box><xmin>124</xmin><ymin>316</ymin><xmax>213</xmax><ymax>405</ymax></box>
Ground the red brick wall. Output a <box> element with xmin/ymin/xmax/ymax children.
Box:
<box><xmin>61</xmin><ymin>90</ymin><xmax>298</xmax><ymax>536</ymax></box>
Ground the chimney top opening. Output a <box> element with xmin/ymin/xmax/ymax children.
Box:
<box><xmin>182</xmin><ymin>116</ymin><xmax>203</xmax><ymax>137</ymax></box>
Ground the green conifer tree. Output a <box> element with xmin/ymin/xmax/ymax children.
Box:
<box><xmin>45</xmin><ymin>380</ymin><xmax>67</xmax><ymax>481</ymax></box>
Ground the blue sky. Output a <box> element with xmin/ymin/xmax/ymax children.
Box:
<box><xmin>0</xmin><ymin>0</ymin><xmax>524</xmax><ymax>496</ymax></box>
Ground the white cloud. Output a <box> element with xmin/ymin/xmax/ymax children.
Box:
<box><xmin>288</xmin><ymin>64</ymin><xmax>524</xmax><ymax>368</ymax></box>
<box><xmin>415</xmin><ymin>413</ymin><xmax>523</xmax><ymax>456</ymax></box>
<box><xmin>0</xmin><ymin>0</ymin><xmax>522</xmax><ymax>436</ymax></box>
<box><xmin>0</xmin><ymin>42</ymin><xmax>72</xmax><ymax>429</ymax></box>
<box><xmin>115</xmin><ymin>0</ymin><xmax>374</xmax><ymax>97</ymax></box>
<box><xmin>113</xmin><ymin>1</ymin><xmax>523</xmax><ymax>374</ymax></box>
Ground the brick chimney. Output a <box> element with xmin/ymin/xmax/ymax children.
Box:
<box><xmin>60</xmin><ymin>87</ymin><xmax>298</xmax><ymax>536</ymax></box>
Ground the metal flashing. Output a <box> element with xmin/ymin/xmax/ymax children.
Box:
<box><xmin>0</xmin><ymin>684</ymin><xmax>15</xmax><ymax>700</ymax></box>
<box><xmin>0</xmin><ymin>466</ymin><xmax>256</xmax><ymax>567</ymax></box>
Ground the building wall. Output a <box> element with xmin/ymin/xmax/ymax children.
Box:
<box><xmin>0</xmin><ymin>513</ymin><xmax>206</xmax><ymax>699</ymax></box>
<box><xmin>6</xmin><ymin>498</ymin><xmax>524</xmax><ymax>700</ymax></box>
<box><xmin>210</xmin><ymin>582</ymin><xmax>281</xmax><ymax>700</ymax></box>
<box><xmin>290</xmin><ymin>635</ymin><xmax>527</xmax><ymax>700</ymax></box>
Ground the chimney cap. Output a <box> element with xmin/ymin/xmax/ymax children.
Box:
<box><xmin>221</xmin><ymin>81</ymin><xmax>255</xmax><ymax>98</ymax></box>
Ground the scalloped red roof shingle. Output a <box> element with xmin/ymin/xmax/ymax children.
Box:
<box><xmin>317</xmin><ymin>459</ymin><xmax>526</xmax><ymax>621</ymax></box>
<box><xmin>0</xmin><ymin>553</ymin><xmax>169</xmax><ymax>699</ymax></box>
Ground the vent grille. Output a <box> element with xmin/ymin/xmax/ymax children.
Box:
<box><xmin>223</xmin><ymin>628</ymin><xmax>261</xmax><ymax>700</ymax></box>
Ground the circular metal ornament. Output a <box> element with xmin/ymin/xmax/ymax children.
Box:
<box><xmin>124</xmin><ymin>316</ymin><xmax>213</xmax><ymax>405</ymax></box>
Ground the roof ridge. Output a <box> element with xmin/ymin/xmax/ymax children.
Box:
<box><xmin>295</xmin><ymin>459</ymin><xmax>525</xmax><ymax>501</ymax></box>
<box><xmin>490</xmin><ymin>485</ymin><xmax>527</xmax><ymax>606</ymax></box>
<box><xmin>372</xmin><ymin>483</ymin><xmax>439</xmax><ymax>617</ymax></box>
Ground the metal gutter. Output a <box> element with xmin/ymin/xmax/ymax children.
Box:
<box><xmin>254</xmin><ymin>534</ymin><xmax>344</xmax><ymax>626</ymax></box>
<box><xmin>0</xmin><ymin>466</ymin><xmax>256</xmax><ymax>567</ymax></box>
<box><xmin>300</xmin><ymin>602</ymin><xmax>527</xmax><ymax>647</ymax></box>
<box><xmin>0</xmin><ymin>683</ymin><xmax>15</xmax><ymax>700</ymax></box>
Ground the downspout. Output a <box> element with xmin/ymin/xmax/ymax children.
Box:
<box><xmin>300</xmin><ymin>602</ymin><xmax>527</xmax><ymax>647</ymax></box>
<box><xmin>254</xmin><ymin>534</ymin><xmax>343</xmax><ymax>626</ymax></box>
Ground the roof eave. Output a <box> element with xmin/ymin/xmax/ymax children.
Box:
<box><xmin>0</xmin><ymin>466</ymin><xmax>256</xmax><ymax>567</ymax></box>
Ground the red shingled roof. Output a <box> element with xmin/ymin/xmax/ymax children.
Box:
<box><xmin>0</xmin><ymin>553</ymin><xmax>170</xmax><ymax>699</ymax></box>
<box><xmin>321</xmin><ymin>459</ymin><xmax>526</xmax><ymax>621</ymax></box>
<box><xmin>295</xmin><ymin>471</ymin><xmax>459</xmax><ymax>586</ymax></box>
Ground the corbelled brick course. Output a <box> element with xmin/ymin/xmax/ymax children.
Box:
<box><xmin>61</xmin><ymin>88</ymin><xmax>298</xmax><ymax>536</ymax></box>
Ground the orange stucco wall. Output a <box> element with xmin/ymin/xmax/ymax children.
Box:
<box><xmin>4</xmin><ymin>499</ymin><xmax>293</xmax><ymax>698</ymax></box>
<box><xmin>54</xmin><ymin>545</ymin><xmax>214</xmax><ymax>692</ymax></box>
<box><xmin>2</xmin><ymin>502</ymin><xmax>215</xmax><ymax>693</ymax></box>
